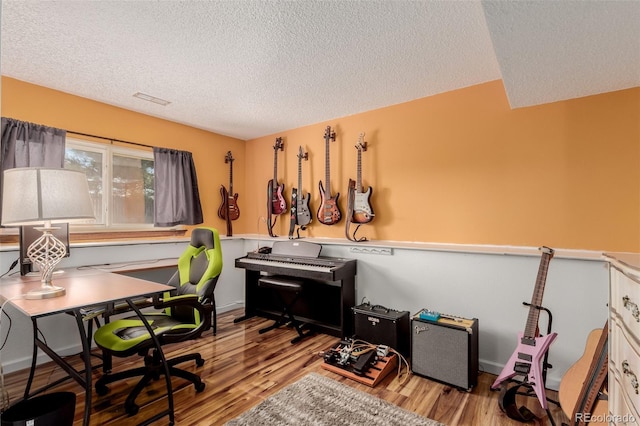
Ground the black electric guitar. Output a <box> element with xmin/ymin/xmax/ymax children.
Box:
<box><xmin>351</xmin><ymin>133</ymin><xmax>374</xmax><ymax>224</ymax></box>
<box><xmin>218</xmin><ymin>151</ymin><xmax>239</xmax><ymax>236</ymax></box>
<box><xmin>269</xmin><ymin>137</ymin><xmax>287</xmax><ymax>216</ymax></box>
<box><xmin>492</xmin><ymin>246</ymin><xmax>558</xmax><ymax>411</ymax></box>
<box><xmin>295</xmin><ymin>146</ymin><xmax>312</xmax><ymax>227</ymax></box>
<box><xmin>317</xmin><ymin>126</ymin><xmax>341</xmax><ymax>225</ymax></box>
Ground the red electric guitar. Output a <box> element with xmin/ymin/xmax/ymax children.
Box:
<box><xmin>317</xmin><ymin>126</ymin><xmax>341</xmax><ymax>225</ymax></box>
<box><xmin>268</xmin><ymin>137</ymin><xmax>287</xmax><ymax>216</ymax></box>
<box><xmin>492</xmin><ymin>246</ymin><xmax>558</xmax><ymax>410</ymax></box>
<box><xmin>218</xmin><ymin>151</ymin><xmax>239</xmax><ymax>236</ymax></box>
<box><xmin>351</xmin><ymin>133</ymin><xmax>374</xmax><ymax>224</ymax></box>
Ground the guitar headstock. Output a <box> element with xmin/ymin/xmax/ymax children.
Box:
<box><xmin>324</xmin><ymin>126</ymin><xmax>336</xmax><ymax>142</ymax></box>
<box><xmin>539</xmin><ymin>246</ymin><xmax>555</xmax><ymax>257</ymax></box>
<box><xmin>297</xmin><ymin>146</ymin><xmax>308</xmax><ymax>161</ymax></box>
<box><xmin>274</xmin><ymin>137</ymin><xmax>284</xmax><ymax>151</ymax></box>
<box><xmin>355</xmin><ymin>132</ymin><xmax>367</xmax><ymax>152</ymax></box>
<box><xmin>224</xmin><ymin>151</ymin><xmax>234</xmax><ymax>164</ymax></box>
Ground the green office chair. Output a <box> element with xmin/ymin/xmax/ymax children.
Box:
<box><xmin>93</xmin><ymin>227</ymin><xmax>223</xmax><ymax>417</ymax></box>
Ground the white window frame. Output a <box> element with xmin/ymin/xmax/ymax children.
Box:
<box><xmin>66</xmin><ymin>137</ymin><xmax>158</xmax><ymax>231</ymax></box>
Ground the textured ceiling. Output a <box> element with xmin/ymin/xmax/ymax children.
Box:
<box><xmin>1</xmin><ymin>1</ymin><xmax>638</xmax><ymax>141</ymax></box>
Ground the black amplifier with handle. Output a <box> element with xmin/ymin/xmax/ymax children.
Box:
<box><xmin>352</xmin><ymin>303</ymin><xmax>410</xmax><ymax>357</ymax></box>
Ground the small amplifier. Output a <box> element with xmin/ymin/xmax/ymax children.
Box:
<box><xmin>353</xmin><ymin>303</ymin><xmax>410</xmax><ymax>357</ymax></box>
<box><xmin>411</xmin><ymin>311</ymin><xmax>479</xmax><ymax>391</ymax></box>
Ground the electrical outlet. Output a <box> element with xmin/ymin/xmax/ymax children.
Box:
<box><xmin>349</xmin><ymin>247</ymin><xmax>393</xmax><ymax>255</ymax></box>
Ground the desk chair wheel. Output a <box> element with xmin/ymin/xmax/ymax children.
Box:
<box><xmin>125</xmin><ymin>400</ymin><xmax>139</xmax><ymax>416</ymax></box>
<box><xmin>196</xmin><ymin>357</ymin><xmax>205</xmax><ymax>367</ymax></box>
<box><xmin>194</xmin><ymin>380</ymin><xmax>206</xmax><ymax>392</ymax></box>
<box><xmin>95</xmin><ymin>383</ymin><xmax>110</xmax><ymax>396</ymax></box>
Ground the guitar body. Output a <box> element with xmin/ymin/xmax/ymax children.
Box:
<box><xmin>269</xmin><ymin>179</ymin><xmax>287</xmax><ymax>215</ymax></box>
<box><xmin>558</xmin><ymin>328</ymin><xmax>608</xmax><ymax>424</ymax></box>
<box><xmin>353</xmin><ymin>187</ymin><xmax>374</xmax><ymax>223</ymax></box>
<box><xmin>318</xmin><ymin>181</ymin><xmax>341</xmax><ymax>225</ymax></box>
<box><xmin>296</xmin><ymin>192</ymin><xmax>312</xmax><ymax>226</ymax></box>
<box><xmin>492</xmin><ymin>332</ymin><xmax>558</xmax><ymax>409</ymax></box>
<box><xmin>218</xmin><ymin>186</ymin><xmax>240</xmax><ymax>220</ymax></box>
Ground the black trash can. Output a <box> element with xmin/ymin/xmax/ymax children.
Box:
<box><xmin>1</xmin><ymin>392</ymin><xmax>76</xmax><ymax>426</ymax></box>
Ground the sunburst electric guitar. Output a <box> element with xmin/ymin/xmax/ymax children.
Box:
<box><xmin>350</xmin><ymin>133</ymin><xmax>374</xmax><ymax>224</ymax></box>
<box><xmin>491</xmin><ymin>246</ymin><xmax>558</xmax><ymax>410</ymax></box>
<box><xmin>268</xmin><ymin>137</ymin><xmax>287</xmax><ymax>216</ymax></box>
<box><xmin>318</xmin><ymin>126</ymin><xmax>341</xmax><ymax>225</ymax></box>
<box><xmin>218</xmin><ymin>151</ymin><xmax>240</xmax><ymax>236</ymax></box>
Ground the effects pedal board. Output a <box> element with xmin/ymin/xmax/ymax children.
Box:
<box><xmin>321</xmin><ymin>338</ymin><xmax>398</xmax><ymax>387</ymax></box>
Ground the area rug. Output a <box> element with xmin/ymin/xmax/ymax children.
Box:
<box><xmin>224</xmin><ymin>372</ymin><xmax>444</xmax><ymax>426</ymax></box>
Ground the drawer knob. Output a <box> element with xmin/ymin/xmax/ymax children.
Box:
<box><xmin>622</xmin><ymin>360</ymin><xmax>639</xmax><ymax>394</ymax></box>
<box><xmin>622</xmin><ymin>295</ymin><xmax>640</xmax><ymax>322</ymax></box>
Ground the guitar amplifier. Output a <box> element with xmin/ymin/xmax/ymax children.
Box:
<box><xmin>353</xmin><ymin>303</ymin><xmax>410</xmax><ymax>357</ymax></box>
<box><xmin>411</xmin><ymin>311</ymin><xmax>479</xmax><ymax>391</ymax></box>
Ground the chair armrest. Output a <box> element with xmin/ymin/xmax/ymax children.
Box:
<box><xmin>152</xmin><ymin>294</ymin><xmax>214</xmax><ymax>337</ymax></box>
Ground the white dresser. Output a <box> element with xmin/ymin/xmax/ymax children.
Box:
<box><xmin>607</xmin><ymin>253</ymin><xmax>640</xmax><ymax>425</ymax></box>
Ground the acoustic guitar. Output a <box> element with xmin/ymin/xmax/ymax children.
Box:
<box><xmin>269</xmin><ymin>137</ymin><xmax>287</xmax><ymax>215</ymax></box>
<box><xmin>558</xmin><ymin>325</ymin><xmax>608</xmax><ymax>425</ymax></box>
<box><xmin>492</xmin><ymin>246</ymin><xmax>557</xmax><ymax>410</ymax></box>
<box><xmin>317</xmin><ymin>126</ymin><xmax>341</xmax><ymax>225</ymax></box>
<box><xmin>351</xmin><ymin>132</ymin><xmax>374</xmax><ymax>224</ymax></box>
<box><xmin>218</xmin><ymin>151</ymin><xmax>239</xmax><ymax>236</ymax></box>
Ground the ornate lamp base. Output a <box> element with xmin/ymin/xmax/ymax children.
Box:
<box><xmin>25</xmin><ymin>224</ymin><xmax>68</xmax><ymax>300</ymax></box>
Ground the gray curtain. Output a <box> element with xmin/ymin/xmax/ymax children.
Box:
<box><xmin>0</xmin><ymin>117</ymin><xmax>66</xmax><ymax>223</ymax></box>
<box><xmin>153</xmin><ymin>147</ymin><xmax>203</xmax><ymax>227</ymax></box>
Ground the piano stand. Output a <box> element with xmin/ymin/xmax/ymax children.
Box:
<box><xmin>234</xmin><ymin>241</ymin><xmax>357</xmax><ymax>338</ymax></box>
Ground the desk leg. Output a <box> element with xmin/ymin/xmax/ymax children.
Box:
<box><xmin>73</xmin><ymin>310</ymin><xmax>93</xmax><ymax>426</ymax></box>
<box><xmin>23</xmin><ymin>318</ymin><xmax>39</xmax><ymax>400</ymax></box>
<box><xmin>126</xmin><ymin>299</ymin><xmax>175</xmax><ymax>425</ymax></box>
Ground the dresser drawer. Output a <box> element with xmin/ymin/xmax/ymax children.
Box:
<box><xmin>611</xmin><ymin>267</ymin><xmax>640</xmax><ymax>339</ymax></box>
<box><xmin>611</xmin><ymin>375</ymin><xmax>640</xmax><ymax>425</ymax></box>
<box><xmin>611</xmin><ymin>320</ymin><xmax>640</xmax><ymax>419</ymax></box>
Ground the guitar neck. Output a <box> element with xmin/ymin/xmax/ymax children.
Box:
<box><xmin>523</xmin><ymin>248</ymin><xmax>554</xmax><ymax>338</ymax></box>
<box><xmin>229</xmin><ymin>162</ymin><xmax>234</xmax><ymax>195</ymax></box>
<box><xmin>298</xmin><ymin>158</ymin><xmax>303</xmax><ymax>200</ymax></box>
<box><xmin>356</xmin><ymin>150</ymin><xmax>362</xmax><ymax>192</ymax></box>
<box><xmin>273</xmin><ymin>151</ymin><xmax>278</xmax><ymax>184</ymax></box>
<box><xmin>325</xmin><ymin>138</ymin><xmax>331</xmax><ymax>197</ymax></box>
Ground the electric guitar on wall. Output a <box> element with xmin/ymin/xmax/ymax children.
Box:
<box><xmin>317</xmin><ymin>126</ymin><xmax>341</xmax><ymax>225</ymax></box>
<box><xmin>351</xmin><ymin>133</ymin><xmax>374</xmax><ymax>224</ymax></box>
<box><xmin>491</xmin><ymin>246</ymin><xmax>558</xmax><ymax>410</ymax></box>
<box><xmin>218</xmin><ymin>151</ymin><xmax>239</xmax><ymax>236</ymax></box>
<box><xmin>295</xmin><ymin>146</ymin><xmax>312</xmax><ymax>227</ymax></box>
<box><xmin>269</xmin><ymin>137</ymin><xmax>287</xmax><ymax>216</ymax></box>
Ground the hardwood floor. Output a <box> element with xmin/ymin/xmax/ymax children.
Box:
<box><xmin>3</xmin><ymin>309</ymin><xmax>569</xmax><ymax>425</ymax></box>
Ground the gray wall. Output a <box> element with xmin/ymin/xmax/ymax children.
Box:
<box><xmin>0</xmin><ymin>236</ymin><xmax>608</xmax><ymax>390</ymax></box>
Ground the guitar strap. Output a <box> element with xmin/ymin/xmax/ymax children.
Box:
<box><xmin>288</xmin><ymin>188</ymin><xmax>297</xmax><ymax>239</ymax></box>
<box><xmin>267</xmin><ymin>180</ymin><xmax>276</xmax><ymax>237</ymax></box>
<box><xmin>345</xmin><ymin>180</ymin><xmax>367</xmax><ymax>242</ymax></box>
<box><xmin>499</xmin><ymin>383</ymin><xmax>537</xmax><ymax>422</ymax></box>
<box><xmin>572</xmin><ymin>321</ymin><xmax>608</xmax><ymax>426</ymax></box>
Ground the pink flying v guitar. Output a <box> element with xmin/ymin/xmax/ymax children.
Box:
<box><xmin>491</xmin><ymin>246</ymin><xmax>557</xmax><ymax>410</ymax></box>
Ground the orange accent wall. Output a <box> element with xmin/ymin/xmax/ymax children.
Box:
<box><xmin>3</xmin><ymin>77</ymin><xmax>639</xmax><ymax>252</ymax></box>
<box><xmin>246</xmin><ymin>81</ymin><xmax>640</xmax><ymax>252</ymax></box>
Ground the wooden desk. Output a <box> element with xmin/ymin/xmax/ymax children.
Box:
<box><xmin>0</xmin><ymin>269</ymin><xmax>174</xmax><ymax>426</ymax></box>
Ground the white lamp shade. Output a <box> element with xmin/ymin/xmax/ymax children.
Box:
<box><xmin>1</xmin><ymin>167</ymin><xmax>96</xmax><ymax>226</ymax></box>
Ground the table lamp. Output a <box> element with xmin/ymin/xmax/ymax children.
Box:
<box><xmin>1</xmin><ymin>167</ymin><xmax>95</xmax><ymax>299</ymax></box>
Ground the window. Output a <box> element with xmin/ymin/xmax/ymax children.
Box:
<box><xmin>64</xmin><ymin>139</ymin><xmax>155</xmax><ymax>228</ymax></box>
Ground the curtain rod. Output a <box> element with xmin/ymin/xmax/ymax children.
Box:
<box><xmin>66</xmin><ymin>130</ymin><xmax>153</xmax><ymax>149</ymax></box>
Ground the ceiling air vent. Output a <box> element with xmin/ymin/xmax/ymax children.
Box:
<box><xmin>133</xmin><ymin>92</ymin><xmax>171</xmax><ymax>106</ymax></box>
